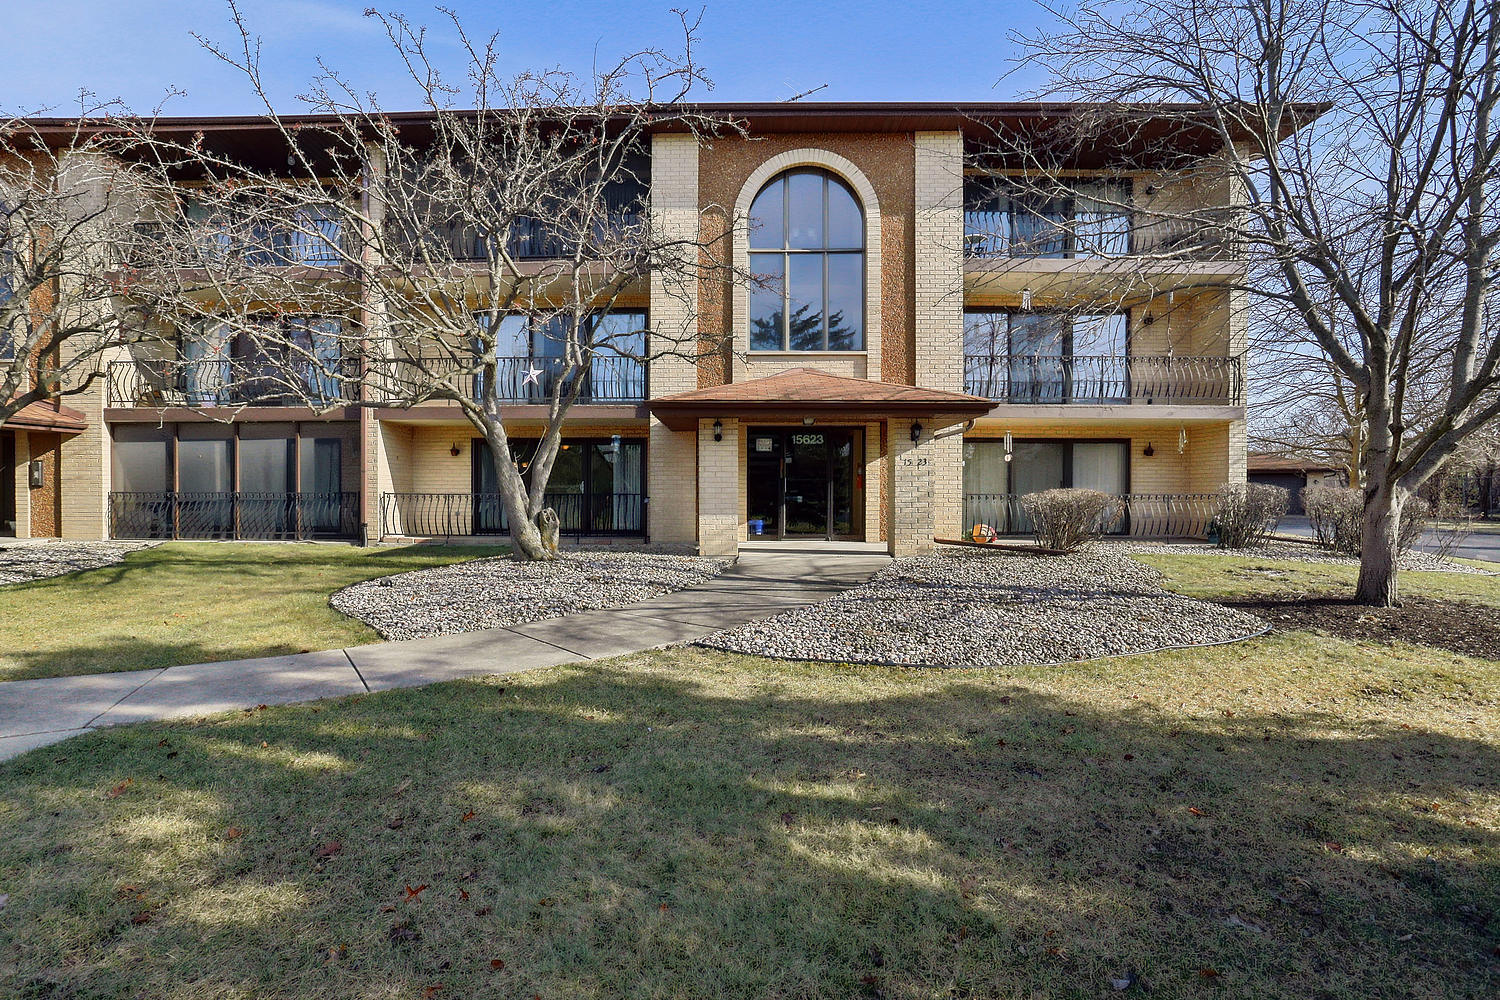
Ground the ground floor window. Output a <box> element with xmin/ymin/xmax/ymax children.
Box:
<box><xmin>471</xmin><ymin>437</ymin><xmax>644</xmax><ymax>535</ymax></box>
<box><xmin>109</xmin><ymin>423</ymin><xmax>353</xmax><ymax>539</ymax></box>
<box><xmin>963</xmin><ymin>438</ymin><xmax>1129</xmax><ymax>533</ymax></box>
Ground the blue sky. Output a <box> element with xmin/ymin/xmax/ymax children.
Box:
<box><xmin>1</xmin><ymin>1</ymin><xmax>1055</xmax><ymax>116</ymax></box>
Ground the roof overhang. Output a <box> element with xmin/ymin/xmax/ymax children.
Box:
<box><xmin>1</xmin><ymin>400</ymin><xmax>90</xmax><ymax>434</ymax></box>
<box><xmin>647</xmin><ymin>367</ymin><xmax>993</xmax><ymax>433</ymax></box>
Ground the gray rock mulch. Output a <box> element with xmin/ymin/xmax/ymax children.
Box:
<box><xmin>697</xmin><ymin>545</ymin><xmax>1267</xmax><ymax>668</ymax></box>
<box><xmin>1120</xmin><ymin>539</ymin><xmax>1496</xmax><ymax>575</ymax></box>
<box><xmin>0</xmin><ymin>539</ymin><xmax>155</xmax><ymax>586</ymax></box>
<box><xmin>331</xmin><ymin>551</ymin><xmax>733</xmax><ymax>641</ymax></box>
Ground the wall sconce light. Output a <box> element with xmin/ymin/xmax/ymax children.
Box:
<box><xmin>449</xmin><ymin>443</ymin><xmax>461</xmax><ymax>457</ymax></box>
<box><xmin>802</xmin><ymin>416</ymin><xmax>815</xmax><ymax>426</ymax></box>
<box><xmin>1142</xmin><ymin>313</ymin><xmax>1155</xmax><ymax>326</ymax></box>
<box><xmin>910</xmin><ymin>421</ymin><xmax>923</xmax><ymax>444</ymax></box>
<box><xmin>1021</xmin><ymin>287</ymin><xmax>1033</xmax><ymax>311</ymax></box>
<box><xmin>1143</xmin><ymin>442</ymin><xmax>1155</xmax><ymax>457</ymax></box>
<box><xmin>1004</xmin><ymin>430</ymin><xmax>1013</xmax><ymax>462</ymax></box>
<box><xmin>1178</xmin><ymin>426</ymin><xmax>1188</xmax><ymax>454</ymax></box>
<box><xmin>712</xmin><ymin>418</ymin><xmax>723</xmax><ymax>442</ymax></box>
<box><xmin>28</xmin><ymin>460</ymin><xmax>45</xmax><ymax>488</ymax></box>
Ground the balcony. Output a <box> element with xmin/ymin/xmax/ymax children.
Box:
<box><xmin>107</xmin><ymin>358</ymin><xmax>359</xmax><ymax>408</ymax></box>
<box><xmin>963</xmin><ymin>492</ymin><xmax>1218</xmax><ymax>538</ymax></box>
<box><xmin>961</xmin><ymin>213</ymin><xmax>1233</xmax><ymax>261</ymax></box>
<box><xmin>122</xmin><ymin>215</ymin><xmax>346</xmax><ymax>269</ymax></box>
<box><xmin>962</xmin><ymin>354</ymin><xmax>1243</xmax><ymax>406</ymax></box>
<box><xmin>381</xmin><ymin>491</ymin><xmax>644</xmax><ymax>538</ymax></box>
<box><xmin>109</xmin><ymin>491</ymin><xmax>359</xmax><ymax>540</ymax></box>
<box><xmin>413</xmin><ymin>212</ymin><xmax>644</xmax><ymax>263</ymax></box>
<box><xmin>396</xmin><ymin>355</ymin><xmax>647</xmax><ymax>406</ymax></box>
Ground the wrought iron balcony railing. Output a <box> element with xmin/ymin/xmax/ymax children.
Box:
<box><xmin>109</xmin><ymin>491</ymin><xmax>359</xmax><ymax>540</ymax></box>
<box><xmin>122</xmin><ymin>217</ymin><xmax>347</xmax><ymax>269</ymax></box>
<box><xmin>408</xmin><ymin>212</ymin><xmax>644</xmax><ymax>263</ymax></box>
<box><xmin>962</xmin><ymin>213</ymin><xmax>1234</xmax><ymax>261</ymax></box>
<box><xmin>390</xmin><ymin>354</ymin><xmax>647</xmax><ymax>405</ymax></box>
<box><xmin>380</xmin><ymin>491</ymin><xmax>644</xmax><ymax>539</ymax></box>
<box><xmin>962</xmin><ymin>354</ymin><xmax>1243</xmax><ymax>405</ymax></box>
<box><xmin>963</xmin><ymin>492</ymin><xmax>1219</xmax><ymax>538</ymax></box>
<box><xmin>107</xmin><ymin>358</ymin><xmax>359</xmax><ymax>408</ymax></box>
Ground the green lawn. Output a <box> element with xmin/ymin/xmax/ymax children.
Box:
<box><xmin>1136</xmin><ymin>550</ymin><xmax>1500</xmax><ymax>607</ymax></box>
<box><xmin>0</xmin><ymin>543</ymin><xmax>506</xmax><ymax>682</ymax></box>
<box><xmin>1</xmin><ymin>635</ymin><xmax>1495</xmax><ymax>999</ymax></box>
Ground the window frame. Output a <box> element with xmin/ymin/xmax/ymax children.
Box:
<box><xmin>748</xmin><ymin>168</ymin><xmax>865</xmax><ymax>352</ymax></box>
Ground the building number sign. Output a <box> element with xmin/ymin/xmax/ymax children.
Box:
<box><xmin>791</xmin><ymin>433</ymin><xmax>824</xmax><ymax>445</ymax></box>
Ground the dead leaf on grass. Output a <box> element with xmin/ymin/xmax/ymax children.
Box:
<box><xmin>105</xmin><ymin>778</ymin><xmax>133</xmax><ymax>799</ymax></box>
<box><xmin>314</xmin><ymin>840</ymin><xmax>342</xmax><ymax>859</ymax></box>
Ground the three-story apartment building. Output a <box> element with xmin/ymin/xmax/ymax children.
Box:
<box><xmin>13</xmin><ymin>103</ymin><xmax>1252</xmax><ymax>556</ymax></box>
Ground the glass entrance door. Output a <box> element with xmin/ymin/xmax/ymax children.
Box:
<box><xmin>784</xmin><ymin>431</ymin><xmax>830</xmax><ymax>536</ymax></box>
<box><xmin>746</xmin><ymin>428</ymin><xmax>857</xmax><ymax>540</ymax></box>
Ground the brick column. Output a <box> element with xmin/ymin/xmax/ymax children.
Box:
<box><xmin>647</xmin><ymin>133</ymin><xmax>701</xmax><ymax>545</ymax></box>
<box><xmin>888</xmin><ymin>418</ymin><xmax>937</xmax><ymax>557</ymax></box>
<box><xmin>913</xmin><ymin>131</ymin><xmax>966</xmax><ymax>542</ymax></box>
<box><xmin>697</xmin><ymin>417</ymin><xmax>740</xmax><ymax>556</ymax></box>
<box><xmin>359</xmin><ymin>142</ymin><xmax>390</xmax><ymax>543</ymax></box>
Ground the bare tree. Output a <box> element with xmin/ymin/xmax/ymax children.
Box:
<box><xmin>1</xmin><ymin>112</ymin><xmax>161</xmax><ymax>426</ymax></box>
<box><xmin>124</xmin><ymin>6</ymin><xmax>742</xmax><ymax>559</ymax></box>
<box><xmin>1008</xmin><ymin>0</ymin><xmax>1500</xmax><ymax>605</ymax></box>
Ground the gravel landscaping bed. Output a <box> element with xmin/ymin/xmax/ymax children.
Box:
<box><xmin>1120</xmin><ymin>538</ymin><xmax>1496</xmax><ymax>574</ymax></box>
<box><xmin>0</xmin><ymin>539</ymin><xmax>154</xmax><ymax>586</ymax></box>
<box><xmin>698</xmin><ymin>545</ymin><xmax>1266</xmax><ymax>667</ymax></box>
<box><xmin>332</xmin><ymin>551</ymin><xmax>733</xmax><ymax>640</ymax></box>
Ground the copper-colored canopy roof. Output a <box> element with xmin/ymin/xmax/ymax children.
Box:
<box><xmin>648</xmin><ymin>367</ymin><xmax>992</xmax><ymax>431</ymax></box>
<box><xmin>1</xmin><ymin>399</ymin><xmax>89</xmax><ymax>434</ymax></box>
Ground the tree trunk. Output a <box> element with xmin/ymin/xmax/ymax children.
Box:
<box><xmin>1354</xmin><ymin>482</ymin><xmax>1404</xmax><ymax>606</ymax></box>
<box><xmin>485</xmin><ymin>434</ymin><xmax>552</xmax><ymax>561</ymax></box>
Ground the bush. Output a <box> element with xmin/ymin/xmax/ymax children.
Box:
<box><xmin>1302</xmin><ymin>484</ymin><xmax>1362</xmax><ymax>554</ymax></box>
<box><xmin>1212</xmin><ymin>482</ymin><xmax>1289</xmax><ymax>548</ymax></box>
<box><xmin>1019</xmin><ymin>488</ymin><xmax>1121</xmax><ymax>552</ymax></box>
<box><xmin>1400</xmin><ymin>495</ymin><xmax>1432</xmax><ymax>551</ymax></box>
<box><xmin>1301</xmin><ymin>485</ymin><xmax>1430</xmax><ymax>556</ymax></box>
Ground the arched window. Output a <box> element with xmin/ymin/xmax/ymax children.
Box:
<box><xmin>748</xmin><ymin>168</ymin><xmax>864</xmax><ymax>351</ymax></box>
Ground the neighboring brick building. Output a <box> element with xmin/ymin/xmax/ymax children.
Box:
<box><xmin>27</xmin><ymin>103</ymin><xmax>1254</xmax><ymax>556</ymax></box>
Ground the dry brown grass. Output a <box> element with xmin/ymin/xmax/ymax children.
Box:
<box><xmin>1</xmin><ymin>632</ymin><xmax>1495</xmax><ymax>999</ymax></box>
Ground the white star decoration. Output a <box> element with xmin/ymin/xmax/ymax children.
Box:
<box><xmin>521</xmin><ymin>364</ymin><xmax>545</xmax><ymax>387</ymax></box>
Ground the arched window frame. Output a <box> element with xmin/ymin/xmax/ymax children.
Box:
<box><xmin>731</xmin><ymin>150</ymin><xmax>882</xmax><ymax>377</ymax></box>
<box><xmin>747</xmin><ymin>168</ymin><xmax>865</xmax><ymax>352</ymax></box>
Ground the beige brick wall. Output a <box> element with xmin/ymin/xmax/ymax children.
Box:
<box><xmin>648</xmin><ymin>133</ymin><xmax>702</xmax><ymax>544</ymax></box>
<box><xmin>888</xmin><ymin>418</ymin><xmax>937</xmax><ymax>556</ymax></box>
<box><xmin>10</xmin><ymin>431</ymin><xmax>31</xmax><ymax>537</ymax></box>
<box><xmin>697</xmin><ymin>417</ymin><xmax>740</xmax><ymax>555</ymax></box>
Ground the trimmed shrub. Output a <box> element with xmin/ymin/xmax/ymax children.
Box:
<box><xmin>1302</xmin><ymin>484</ymin><xmax>1362</xmax><ymax>554</ymax></box>
<box><xmin>1020</xmin><ymin>488</ymin><xmax>1121</xmax><ymax>553</ymax></box>
<box><xmin>1301</xmin><ymin>485</ymin><xmax>1430</xmax><ymax>556</ymax></box>
<box><xmin>1213</xmin><ymin>482</ymin><xmax>1289</xmax><ymax>548</ymax></box>
<box><xmin>1400</xmin><ymin>495</ymin><xmax>1432</xmax><ymax>551</ymax></box>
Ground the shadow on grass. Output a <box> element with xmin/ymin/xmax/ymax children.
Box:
<box><xmin>1</xmin><ymin>652</ymin><xmax>1495</xmax><ymax>999</ymax></box>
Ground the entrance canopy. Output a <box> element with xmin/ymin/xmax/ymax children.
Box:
<box><xmin>1</xmin><ymin>400</ymin><xmax>89</xmax><ymax>434</ymax></box>
<box><xmin>647</xmin><ymin>367</ymin><xmax>992</xmax><ymax>431</ymax></box>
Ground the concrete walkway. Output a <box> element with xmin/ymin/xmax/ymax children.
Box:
<box><xmin>0</xmin><ymin>546</ymin><xmax>890</xmax><ymax>762</ymax></box>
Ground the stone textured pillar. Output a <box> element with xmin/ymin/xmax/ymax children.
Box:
<box><xmin>913</xmin><ymin>131</ymin><xmax>967</xmax><ymax>542</ymax></box>
<box><xmin>697</xmin><ymin>417</ymin><xmax>740</xmax><ymax>556</ymax></box>
<box><xmin>647</xmin><ymin>133</ymin><xmax>702</xmax><ymax>545</ymax></box>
